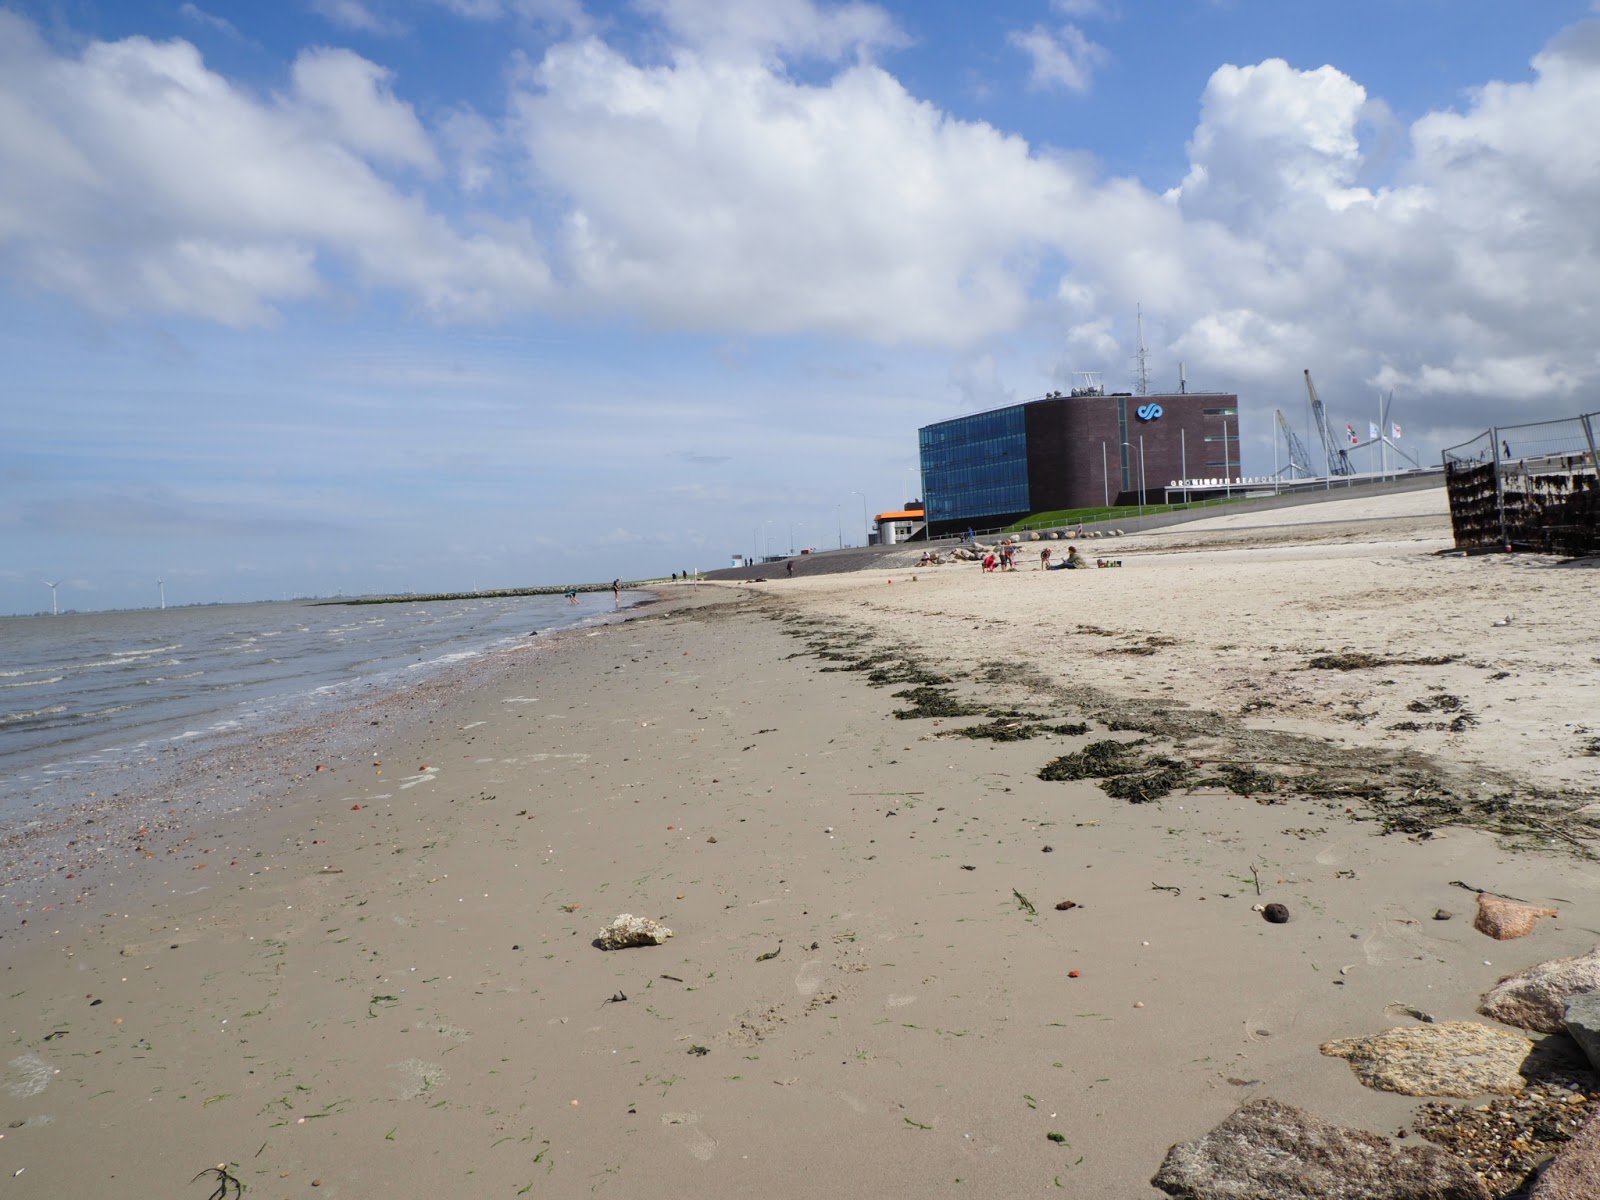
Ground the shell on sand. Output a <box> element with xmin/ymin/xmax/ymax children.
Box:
<box><xmin>1474</xmin><ymin>892</ymin><xmax>1559</xmax><ymax>940</ymax></box>
<box><xmin>1319</xmin><ymin>1021</ymin><xmax>1532</xmax><ymax>1097</ymax></box>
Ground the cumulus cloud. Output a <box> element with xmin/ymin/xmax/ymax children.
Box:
<box><xmin>4</xmin><ymin>6</ymin><xmax>1600</xmax><ymax>437</ymax></box>
<box><xmin>0</xmin><ymin>13</ymin><xmax>548</xmax><ymax>324</ymax></box>
<box><xmin>510</xmin><ymin>38</ymin><xmax>1081</xmax><ymax>342</ymax></box>
<box><xmin>1008</xmin><ymin>23</ymin><xmax>1108</xmax><ymax>93</ymax></box>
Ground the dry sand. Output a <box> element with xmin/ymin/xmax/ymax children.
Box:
<box><xmin>3</xmin><ymin>486</ymin><xmax>1598</xmax><ymax>1198</ymax></box>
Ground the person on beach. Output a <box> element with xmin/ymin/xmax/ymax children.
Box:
<box><xmin>982</xmin><ymin>552</ymin><xmax>997</xmax><ymax>572</ymax></box>
<box><xmin>786</xmin><ymin>560</ymin><xmax>794</xmax><ymax>577</ymax></box>
<box><xmin>1039</xmin><ymin>547</ymin><xmax>1052</xmax><ymax>570</ymax></box>
<box><xmin>612</xmin><ymin>578</ymin><xmax>621</xmax><ymax>605</ymax></box>
<box><xmin>565</xmin><ymin>586</ymin><xmax>578</xmax><ymax>604</ymax></box>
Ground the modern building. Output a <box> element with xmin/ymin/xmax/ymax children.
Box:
<box><xmin>871</xmin><ymin>506</ymin><xmax>926</xmax><ymax>545</ymax></box>
<box><xmin>918</xmin><ymin>388</ymin><xmax>1240</xmax><ymax>534</ymax></box>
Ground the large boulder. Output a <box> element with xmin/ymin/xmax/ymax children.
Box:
<box><xmin>1530</xmin><ymin>1109</ymin><xmax>1600</xmax><ymax>1199</ymax></box>
<box><xmin>1319</xmin><ymin>1021</ymin><xmax>1532</xmax><ymax>1097</ymax></box>
<box><xmin>1478</xmin><ymin>946</ymin><xmax>1600</xmax><ymax>1034</ymax></box>
<box><xmin>1473</xmin><ymin>892</ymin><xmax>1559</xmax><ymax>940</ymax></box>
<box><xmin>1151</xmin><ymin>1097</ymin><xmax>1490</xmax><ymax>1199</ymax></box>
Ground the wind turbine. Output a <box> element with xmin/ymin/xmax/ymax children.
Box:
<box><xmin>43</xmin><ymin>580</ymin><xmax>60</xmax><ymax>616</ymax></box>
<box><xmin>158</xmin><ymin>579</ymin><xmax>166</xmax><ymax>610</ymax></box>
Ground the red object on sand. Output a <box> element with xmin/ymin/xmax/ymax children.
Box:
<box><xmin>1068</xmin><ymin>970</ymin><xmax>1081</xmax><ymax>978</ymax></box>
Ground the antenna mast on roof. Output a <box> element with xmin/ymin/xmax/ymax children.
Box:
<box><xmin>1135</xmin><ymin>304</ymin><xmax>1150</xmax><ymax>396</ymax></box>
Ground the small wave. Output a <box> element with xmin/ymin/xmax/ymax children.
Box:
<box><xmin>95</xmin><ymin>644</ymin><xmax>181</xmax><ymax>662</ymax></box>
<box><xmin>406</xmin><ymin>650</ymin><xmax>480</xmax><ymax>670</ymax></box>
<box><xmin>0</xmin><ymin>705</ymin><xmax>69</xmax><ymax>725</ymax></box>
<box><xmin>0</xmin><ymin>676</ymin><xmax>64</xmax><ymax>689</ymax></box>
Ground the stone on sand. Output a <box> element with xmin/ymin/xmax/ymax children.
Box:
<box><xmin>596</xmin><ymin>914</ymin><xmax>674</xmax><ymax>950</ymax></box>
<box><xmin>1150</xmin><ymin>1097</ymin><xmax>1490</xmax><ymax>1200</ymax></box>
<box><xmin>1529</xmin><ymin>1109</ymin><xmax>1600</xmax><ymax>1200</ymax></box>
<box><xmin>1473</xmin><ymin>892</ymin><xmax>1558</xmax><ymax>940</ymax></box>
<box><xmin>1318</xmin><ymin>1021</ymin><xmax>1532</xmax><ymax>1097</ymax></box>
<box><xmin>1477</xmin><ymin>946</ymin><xmax>1600</xmax><ymax>1034</ymax></box>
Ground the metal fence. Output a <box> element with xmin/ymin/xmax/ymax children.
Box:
<box><xmin>1441</xmin><ymin>412</ymin><xmax>1599</xmax><ymax>555</ymax></box>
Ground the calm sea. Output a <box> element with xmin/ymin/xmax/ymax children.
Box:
<box><xmin>0</xmin><ymin>592</ymin><xmax>640</xmax><ymax>827</ymax></box>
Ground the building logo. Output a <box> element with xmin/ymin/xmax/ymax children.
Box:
<box><xmin>1136</xmin><ymin>403</ymin><xmax>1164</xmax><ymax>421</ymax></box>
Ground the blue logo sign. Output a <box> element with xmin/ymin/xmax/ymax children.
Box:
<box><xmin>1136</xmin><ymin>403</ymin><xmax>1164</xmax><ymax>421</ymax></box>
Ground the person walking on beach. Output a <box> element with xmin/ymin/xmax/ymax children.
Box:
<box><xmin>786</xmin><ymin>560</ymin><xmax>794</xmax><ymax>578</ymax></box>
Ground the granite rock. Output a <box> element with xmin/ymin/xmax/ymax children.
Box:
<box><xmin>1529</xmin><ymin>1109</ymin><xmax>1600</xmax><ymax>1200</ymax></box>
<box><xmin>1478</xmin><ymin>946</ymin><xmax>1600</xmax><ymax>1034</ymax></box>
<box><xmin>1562</xmin><ymin>991</ymin><xmax>1600</xmax><ymax>1073</ymax></box>
<box><xmin>1151</xmin><ymin>1097</ymin><xmax>1491</xmax><ymax>1200</ymax></box>
<box><xmin>1473</xmin><ymin>892</ymin><xmax>1558</xmax><ymax>940</ymax></box>
<box><xmin>1319</xmin><ymin>1021</ymin><xmax>1532</xmax><ymax>1097</ymax></box>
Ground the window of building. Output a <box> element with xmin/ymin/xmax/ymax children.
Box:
<box><xmin>919</xmin><ymin>407</ymin><xmax>1030</xmax><ymax>522</ymax></box>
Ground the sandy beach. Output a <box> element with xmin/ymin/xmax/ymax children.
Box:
<box><xmin>4</xmin><ymin>486</ymin><xmax>1598</xmax><ymax>1198</ymax></box>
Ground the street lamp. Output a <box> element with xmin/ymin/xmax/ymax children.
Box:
<box><xmin>850</xmin><ymin>490</ymin><xmax>869</xmax><ymax>546</ymax></box>
<box><xmin>789</xmin><ymin>522</ymin><xmax>803</xmax><ymax>555</ymax></box>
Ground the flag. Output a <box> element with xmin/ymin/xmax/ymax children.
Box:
<box><xmin>1369</xmin><ymin>422</ymin><xmax>1380</xmax><ymax>440</ymax></box>
<box><xmin>1391</xmin><ymin>422</ymin><xmax>1402</xmax><ymax>440</ymax></box>
<box><xmin>1346</xmin><ymin>423</ymin><xmax>1358</xmax><ymax>445</ymax></box>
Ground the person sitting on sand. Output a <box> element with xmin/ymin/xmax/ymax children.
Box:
<box><xmin>982</xmin><ymin>552</ymin><xmax>997</xmax><ymax>572</ymax></box>
<box><xmin>1063</xmin><ymin>545</ymin><xmax>1085</xmax><ymax>569</ymax></box>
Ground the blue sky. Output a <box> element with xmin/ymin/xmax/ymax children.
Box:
<box><xmin>3</xmin><ymin>0</ymin><xmax>1598</xmax><ymax>613</ymax></box>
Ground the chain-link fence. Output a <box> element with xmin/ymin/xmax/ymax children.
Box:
<box><xmin>1442</xmin><ymin>413</ymin><xmax>1599</xmax><ymax>555</ymax></box>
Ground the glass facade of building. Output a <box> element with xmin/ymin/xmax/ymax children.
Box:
<box><xmin>919</xmin><ymin>406</ymin><xmax>1030</xmax><ymax>523</ymax></box>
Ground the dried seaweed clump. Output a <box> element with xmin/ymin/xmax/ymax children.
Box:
<box><xmin>1201</xmin><ymin>763</ymin><xmax>1283</xmax><ymax>797</ymax></box>
<box><xmin>1100</xmin><ymin>757</ymin><xmax>1193</xmax><ymax>803</ymax></box>
<box><xmin>1037</xmin><ymin>739</ymin><xmax>1143</xmax><ymax>781</ymax></box>
<box><xmin>891</xmin><ymin>686</ymin><xmax>982</xmax><ymax>720</ymax></box>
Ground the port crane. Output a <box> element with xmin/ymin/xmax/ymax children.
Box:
<box><xmin>1274</xmin><ymin>409</ymin><xmax>1316</xmax><ymax>478</ymax></box>
<box><xmin>1303</xmin><ymin>369</ymin><xmax>1354</xmax><ymax>477</ymax></box>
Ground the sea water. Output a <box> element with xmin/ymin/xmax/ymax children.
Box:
<box><xmin>0</xmin><ymin>591</ymin><xmax>639</xmax><ymax>827</ymax></box>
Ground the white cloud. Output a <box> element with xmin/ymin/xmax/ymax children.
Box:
<box><xmin>636</xmin><ymin>0</ymin><xmax>908</xmax><ymax>62</ymax></box>
<box><xmin>430</xmin><ymin>0</ymin><xmax>585</xmax><ymax>24</ymax></box>
<box><xmin>0</xmin><ymin>13</ymin><xmax>547</xmax><ymax>324</ymax></box>
<box><xmin>290</xmin><ymin>47</ymin><xmax>440</xmax><ymax>173</ymax></box>
<box><xmin>1051</xmin><ymin>0</ymin><xmax>1114</xmax><ymax>17</ymax></box>
<box><xmin>178</xmin><ymin>4</ymin><xmax>241</xmax><ymax>38</ymax></box>
<box><xmin>308</xmin><ymin>0</ymin><xmax>405</xmax><ymax>37</ymax></box>
<box><xmin>4</xmin><ymin>6</ymin><xmax>1600</xmax><ymax>439</ymax></box>
<box><xmin>1008</xmin><ymin>23</ymin><xmax>1108</xmax><ymax>93</ymax></box>
<box><xmin>510</xmin><ymin>37</ymin><xmax>1082</xmax><ymax>343</ymax></box>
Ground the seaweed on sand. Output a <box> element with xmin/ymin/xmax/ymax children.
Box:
<box><xmin>945</xmin><ymin>719</ymin><xmax>1091</xmax><ymax>742</ymax></box>
<box><xmin>891</xmin><ymin>686</ymin><xmax>983</xmax><ymax>720</ymax></box>
<box><xmin>1305</xmin><ymin>652</ymin><xmax>1462</xmax><ymax>671</ymax></box>
<box><xmin>1196</xmin><ymin>762</ymin><xmax>1283</xmax><ymax>797</ymax></box>
<box><xmin>1037</xmin><ymin>739</ymin><xmax>1143</xmax><ymax>781</ymax></box>
<box><xmin>1100</xmin><ymin>757</ymin><xmax>1193</xmax><ymax>803</ymax></box>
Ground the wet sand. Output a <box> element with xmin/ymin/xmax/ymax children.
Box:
<box><xmin>3</xmin><ymin>490</ymin><xmax>1598</xmax><ymax>1198</ymax></box>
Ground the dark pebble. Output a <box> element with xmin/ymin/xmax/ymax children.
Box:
<box><xmin>1042</xmin><ymin>845</ymin><xmax>1054</xmax><ymax>853</ymax></box>
<box><xmin>1262</xmin><ymin>903</ymin><xmax>1290</xmax><ymax>924</ymax></box>
<box><xmin>1434</xmin><ymin>909</ymin><xmax>1454</xmax><ymax>921</ymax></box>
